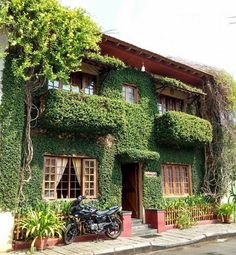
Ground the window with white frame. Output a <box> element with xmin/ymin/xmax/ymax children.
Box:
<box><xmin>43</xmin><ymin>156</ymin><xmax>97</xmax><ymax>199</ymax></box>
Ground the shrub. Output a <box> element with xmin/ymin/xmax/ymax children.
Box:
<box><xmin>216</xmin><ymin>203</ymin><xmax>233</xmax><ymax>217</ymax></box>
<box><xmin>40</xmin><ymin>89</ymin><xmax>127</xmax><ymax>135</ymax></box>
<box><xmin>175</xmin><ymin>207</ymin><xmax>196</xmax><ymax>229</ymax></box>
<box><xmin>118</xmin><ymin>148</ymin><xmax>160</xmax><ymax>162</ymax></box>
<box><xmin>156</xmin><ymin>111</ymin><xmax>213</xmax><ymax>147</ymax></box>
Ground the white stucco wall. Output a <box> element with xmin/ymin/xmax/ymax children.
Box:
<box><xmin>0</xmin><ymin>32</ymin><xmax>8</xmax><ymax>104</ymax></box>
<box><xmin>0</xmin><ymin>212</ymin><xmax>14</xmax><ymax>252</ymax></box>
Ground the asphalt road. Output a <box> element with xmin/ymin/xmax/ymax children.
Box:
<box><xmin>147</xmin><ymin>238</ymin><xmax>236</xmax><ymax>255</ymax></box>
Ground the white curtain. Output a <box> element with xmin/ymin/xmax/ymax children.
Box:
<box><xmin>56</xmin><ymin>157</ymin><xmax>68</xmax><ymax>186</ymax></box>
<box><xmin>72</xmin><ymin>158</ymin><xmax>82</xmax><ymax>185</ymax></box>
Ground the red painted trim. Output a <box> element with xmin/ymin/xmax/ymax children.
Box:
<box><xmin>165</xmin><ymin>219</ymin><xmax>219</xmax><ymax>231</ymax></box>
<box><xmin>121</xmin><ymin>211</ymin><xmax>132</xmax><ymax>237</ymax></box>
<box><xmin>100</xmin><ymin>37</ymin><xmax>211</xmax><ymax>87</ymax></box>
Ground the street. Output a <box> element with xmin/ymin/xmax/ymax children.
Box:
<box><xmin>148</xmin><ymin>238</ymin><xmax>236</xmax><ymax>255</ymax></box>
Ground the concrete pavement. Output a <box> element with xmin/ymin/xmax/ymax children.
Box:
<box><xmin>8</xmin><ymin>223</ymin><xmax>236</xmax><ymax>255</ymax></box>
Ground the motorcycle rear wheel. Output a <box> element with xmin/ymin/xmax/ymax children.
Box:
<box><xmin>105</xmin><ymin>217</ymin><xmax>122</xmax><ymax>239</ymax></box>
<box><xmin>63</xmin><ymin>223</ymin><xmax>78</xmax><ymax>245</ymax></box>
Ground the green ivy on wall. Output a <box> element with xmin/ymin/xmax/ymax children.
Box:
<box><xmin>158</xmin><ymin>146</ymin><xmax>205</xmax><ymax>195</ymax></box>
<box><xmin>0</xmin><ymin>54</ymin><xmax>24</xmax><ymax>211</ymax></box>
<box><xmin>41</xmin><ymin>89</ymin><xmax>127</xmax><ymax>135</ymax></box>
<box><xmin>143</xmin><ymin>176</ymin><xmax>162</xmax><ymax>208</ymax></box>
<box><xmin>22</xmin><ymin>134</ymin><xmax>122</xmax><ymax>208</ymax></box>
<box><xmin>155</xmin><ymin>76</ymin><xmax>205</xmax><ymax>95</ymax></box>
<box><xmin>99</xmin><ymin>68</ymin><xmax>158</xmax><ymax>152</ymax></box>
<box><xmin>142</xmin><ymin>146</ymin><xmax>205</xmax><ymax>209</ymax></box>
<box><xmin>156</xmin><ymin>111</ymin><xmax>213</xmax><ymax>147</ymax></box>
<box><xmin>118</xmin><ymin>148</ymin><xmax>160</xmax><ymax>163</ymax></box>
<box><xmin>0</xmin><ymin>63</ymin><xmax>209</xmax><ymax>210</ymax></box>
<box><xmin>25</xmin><ymin>67</ymin><xmax>208</xmax><ymax>209</ymax></box>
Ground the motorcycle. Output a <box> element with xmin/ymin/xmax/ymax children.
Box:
<box><xmin>63</xmin><ymin>195</ymin><xmax>123</xmax><ymax>244</ymax></box>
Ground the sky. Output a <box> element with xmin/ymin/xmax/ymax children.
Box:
<box><xmin>59</xmin><ymin>0</ymin><xmax>236</xmax><ymax>79</ymax></box>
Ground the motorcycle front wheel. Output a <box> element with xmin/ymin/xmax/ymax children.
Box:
<box><xmin>63</xmin><ymin>222</ymin><xmax>78</xmax><ymax>245</ymax></box>
<box><xmin>105</xmin><ymin>217</ymin><xmax>122</xmax><ymax>239</ymax></box>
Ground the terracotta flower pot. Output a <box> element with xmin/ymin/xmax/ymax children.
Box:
<box><xmin>35</xmin><ymin>237</ymin><xmax>48</xmax><ymax>250</ymax></box>
<box><xmin>222</xmin><ymin>215</ymin><xmax>231</xmax><ymax>223</ymax></box>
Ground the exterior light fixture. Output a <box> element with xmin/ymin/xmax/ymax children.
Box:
<box><xmin>141</xmin><ymin>62</ymin><xmax>146</xmax><ymax>72</ymax></box>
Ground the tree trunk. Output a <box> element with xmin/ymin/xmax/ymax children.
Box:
<box><xmin>18</xmin><ymin>81</ymin><xmax>33</xmax><ymax>201</ymax></box>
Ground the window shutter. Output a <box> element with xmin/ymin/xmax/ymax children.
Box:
<box><xmin>43</xmin><ymin>157</ymin><xmax>57</xmax><ymax>199</ymax></box>
<box><xmin>82</xmin><ymin>159</ymin><xmax>97</xmax><ymax>199</ymax></box>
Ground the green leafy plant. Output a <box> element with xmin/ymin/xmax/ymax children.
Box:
<box><xmin>19</xmin><ymin>208</ymin><xmax>65</xmax><ymax>252</ymax></box>
<box><xmin>0</xmin><ymin>0</ymin><xmax>102</xmax><ymax>205</ymax></box>
<box><xmin>156</xmin><ymin>111</ymin><xmax>213</xmax><ymax>147</ymax></box>
<box><xmin>41</xmin><ymin>89</ymin><xmax>127</xmax><ymax>135</ymax></box>
<box><xmin>175</xmin><ymin>208</ymin><xmax>195</xmax><ymax>229</ymax></box>
<box><xmin>118</xmin><ymin>148</ymin><xmax>160</xmax><ymax>162</ymax></box>
<box><xmin>155</xmin><ymin>76</ymin><xmax>205</xmax><ymax>95</ymax></box>
<box><xmin>216</xmin><ymin>203</ymin><xmax>233</xmax><ymax>217</ymax></box>
<box><xmin>144</xmin><ymin>195</ymin><xmax>213</xmax><ymax>210</ymax></box>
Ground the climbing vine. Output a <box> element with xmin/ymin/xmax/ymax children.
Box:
<box><xmin>201</xmin><ymin>69</ymin><xmax>236</xmax><ymax>201</ymax></box>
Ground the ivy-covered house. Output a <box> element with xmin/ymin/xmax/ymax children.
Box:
<box><xmin>0</xmin><ymin>34</ymin><xmax>213</xmax><ymax>219</ymax></box>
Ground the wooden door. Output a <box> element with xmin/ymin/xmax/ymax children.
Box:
<box><xmin>122</xmin><ymin>163</ymin><xmax>140</xmax><ymax>218</ymax></box>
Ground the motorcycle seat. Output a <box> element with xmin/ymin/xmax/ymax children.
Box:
<box><xmin>96</xmin><ymin>206</ymin><xmax>119</xmax><ymax>216</ymax></box>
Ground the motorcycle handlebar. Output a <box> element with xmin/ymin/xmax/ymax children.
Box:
<box><xmin>77</xmin><ymin>195</ymin><xmax>86</xmax><ymax>202</ymax></box>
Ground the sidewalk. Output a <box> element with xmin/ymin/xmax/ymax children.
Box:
<box><xmin>9</xmin><ymin>223</ymin><xmax>236</xmax><ymax>255</ymax></box>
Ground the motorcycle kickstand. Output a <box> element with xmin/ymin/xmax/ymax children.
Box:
<box><xmin>94</xmin><ymin>233</ymin><xmax>99</xmax><ymax>243</ymax></box>
<box><xmin>94</xmin><ymin>233</ymin><xmax>103</xmax><ymax>243</ymax></box>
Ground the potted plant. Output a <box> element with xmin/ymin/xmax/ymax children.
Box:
<box><xmin>216</xmin><ymin>203</ymin><xmax>233</xmax><ymax>223</ymax></box>
<box><xmin>19</xmin><ymin>208</ymin><xmax>65</xmax><ymax>252</ymax></box>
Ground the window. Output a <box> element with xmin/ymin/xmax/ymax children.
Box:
<box><xmin>157</xmin><ymin>95</ymin><xmax>184</xmax><ymax>114</ymax></box>
<box><xmin>162</xmin><ymin>164</ymin><xmax>192</xmax><ymax>197</ymax></box>
<box><xmin>43</xmin><ymin>156</ymin><xmax>97</xmax><ymax>199</ymax></box>
<box><xmin>48</xmin><ymin>73</ymin><xmax>97</xmax><ymax>95</ymax></box>
<box><xmin>48</xmin><ymin>80</ymin><xmax>60</xmax><ymax>89</ymax></box>
<box><xmin>84</xmin><ymin>74</ymin><xmax>96</xmax><ymax>95</ymax></box>
<box><xmin>122</xmin><ymin>84</ymin><xmax>138</xmax><ymax>103</ymax></box>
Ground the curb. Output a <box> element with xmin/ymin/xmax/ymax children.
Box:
<box><xmin>95</xmin><ymin>232</ymin><xmax>236</xmax><ymax>255</ymax></box>
<box><xmin>151</xmin><ymin>232</ymin><xmax>236</xmax><ymax>251</ymax></box>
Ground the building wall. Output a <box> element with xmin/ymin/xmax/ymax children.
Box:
<box><xmin>26</xmin><ymin>67</ymin><xmax>206</xmax><ymax>209</ymax></box>
<box><xmin>0</xmin><ymin>53</ymin><xmax>24</xmax><ymax>211</ymax></box>
<box><xmin>0</xmin><ymin>32</ymin><xmax>7</xmax><ymax>104</ymax></box>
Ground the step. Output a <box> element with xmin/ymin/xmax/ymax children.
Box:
<box><xmin>132</xmin><ymin>228</ymin><xmax>157</xmax><ymax>237</ymax></box>
<box><xmin>132</xmin><ymin>224</ymin><xmax>151</xmax><ymax>231</ymax></box>
<box><xmin>131</xmin><ymin>218</ymin><xmax>157</xmax><ymax>237</ymax></box>
<box><xmin>131</xmin><ymin>218</ymin><xmax>143</xmax><ymax>226</ymax></box>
